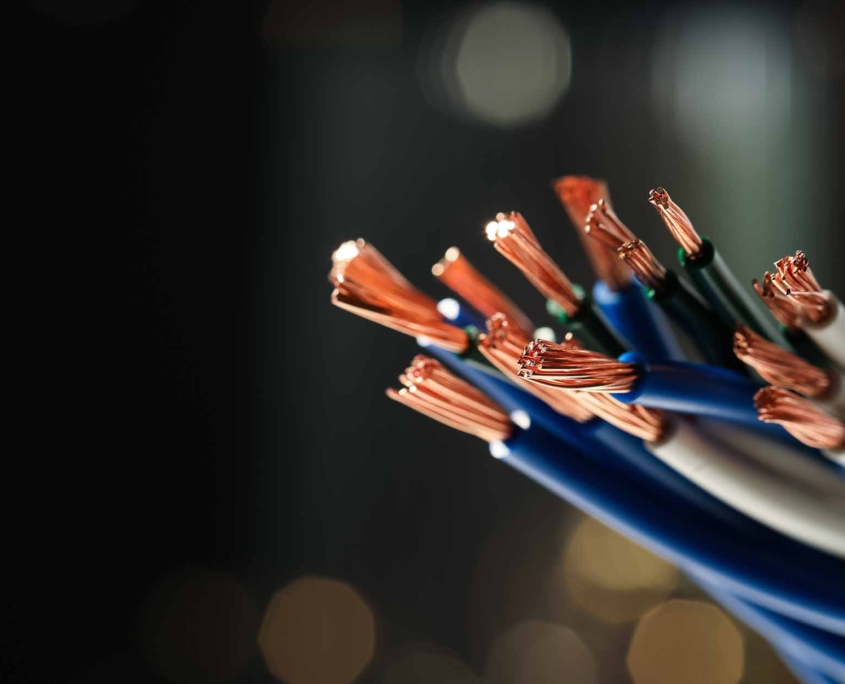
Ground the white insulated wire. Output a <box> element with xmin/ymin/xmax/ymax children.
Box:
<box><xmin>804</xmin><ymin>296</ymin><xmax>845</xmax><ymax>370</ymax></box>
<box><xmin>648</xmin><ymin>420</ymin><xmax>845</xmax><ymax>558</ymax></box>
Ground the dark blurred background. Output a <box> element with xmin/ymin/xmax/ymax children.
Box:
<box><xmin>8</xmin><ymin>0</ymin><xmax>844</xmax><ymax>682</ymax></box>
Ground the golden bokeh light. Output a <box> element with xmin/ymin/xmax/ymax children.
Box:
<box><xmin>562</xmin><ymin>517</ymin><xmax>679</xmax><ymax>623</ymax></box>
<box><xmin>382</xmin><ymin>642</ymin><xmax>481</xmax><ymax>684</ymax></box>
<box><xmin>486</xmin><ymin>621</ymin><xmax>597</xmax><ymax>684</ymax></box>
<box><xmin>258</xmin><ymin>576</ymin><xmax>375</xmax><ymax>684</ymax></box>
<box><xmin>138</xmin><ymin>567</ymin><xmax>260</xmax><ymax>684</ymax></box>
<box><xmin>628</xmin><ymin>599</ymin><xmax>745</xmax><ymax>684</ymax></box>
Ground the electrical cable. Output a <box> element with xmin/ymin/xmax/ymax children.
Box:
<box><xmin>648</xmin><ymin>187</ymin><xmax>785</xmax><ymax>342</ymax></box>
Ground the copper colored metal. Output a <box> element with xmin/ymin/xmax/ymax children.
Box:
<box><xmin>517</xmin><ymin>339</ymin><xmax>639</xmax><ymax>393</ymax></box>
<box><xmin>774</xmin><ymin>251</ymin><xmax>833</xmax><ymax>325</ymax></box>
<box><xmin>386</xmin><ymin>355</ymin><xmax>513</xmax><ymax>443</ymax></box>
<box><xmin>574</xmin><ymin>391</ymin><xmax>670</xmax><ymax>443</ymax></box>
<box><xmin>330</xmin><ymin>239</ymin><xmax>470</xmax><ymax>353</ymax></box>
<box><xmin>755</xmin><ymin>386</ymin><xmax>845</xmax><ymax>451</ymax></box>
<box><xmin>486</xmin><ymin>212</ymin><xmax>582</xmax><ymax>317</ymax></box>
<box><xmin>648</xmin><ymin>187</ymin><xmax>704</xmax><ymax>258</ymax></box>
<box><xmin>553</xmin><ymin>176</ymin><xmax>631</xmax><ymax>291</ymax></box>
<box><xmin>733</xmin><ymin>325</ymin><xmax>829</xmax><ymax>398</ymax></box>
<box><xmin>752</xmin><ymin>274</ymin><xmax>803</xmax><ymax>329</ymax></box>
<box><xmin>617</xmin><ymin>240</ymin><xmax>668</xmax><ymax>293</ymax></box>
<box><xmin>432</xmin><ymin>247</ymin><xmax>535</xmax><ymax>339</ymax></box>
<box><xmin>478</xmin><ymin>314</ymin><xmax>594</xmax><ymax>422</ymax></box>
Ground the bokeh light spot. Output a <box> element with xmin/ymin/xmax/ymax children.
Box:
<box><xmin>486</xmin><ymin>621</ymin><xmax>597</xmax><ymax>684</ymax></box>
<box><xmin>628</xmin><ymin>599</ymin><xmax>744</xmax><ymax>684</ymax></box>
<box><xmin>381</xmin><ymin>642</ymin><xmax>481</xmax><ymax>684</ymax></box>
<box><xmin>138</xmin><ymin>567</ymin><xmax>260</xmax><ymax>684</ymax></box>
<box><xmin>258</xmin><ymin>576</ymin><xmax>375</xmax><ymax>684</ymax></box>
<box><xmin>562</xmin><ymin>517</ymin><xmax>678</xmax><ymax>623</ymax></box>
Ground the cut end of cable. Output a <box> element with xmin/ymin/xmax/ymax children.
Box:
<box><xmin>486</xmin><ymin>211</ymin><xmax>582</xmax><ymax>317</ymax></box>
<box><xmin>755</xmin><ymin>386</ymin><xmax>845</xmax><ymax>451</ymax></box>
<box><xmin>752</xmin><ymin>274</ymin><xmax>802</xmax><ymax>329</ymax></box>
<box><xmin>329</xmin><ymin>239</ymin><xmax>470</xmax><ymax>353</ymax></box>
<box><xmin>432</xmin><ymin>246</ymin><xmax>535</xmax><ymax>339</ymax></box>
<box><xmin>386</xmin><ymin>355</ymin><xmax>513</xmax><ymax>443</ymax></box>
<box><xmin>773</xmin><ymin>251</ymin><xmax>833</xmax><ymax>325</ymax></box>
<box><xmin>553</xmin><ymin>176</ymin><xmax>630</xmax><ymax>292</ymax></box>
<box><xmin>647</xmin><ymin>187</ymin><xmax>703</xmax><ymax>258</ymax></box>
<box><xmin>733</xmin><ymin>325</ymin><xmax>829</xmax><ymax>398</ymax></box>
<box><xmin>517</xmin><ymin>339</ymin><xmax>639</xmax><ymax>393</ymax></box>
<box><xmin>478</xmin><ymin>314</ymin><xmax>595</xmax><ymax>423</ymax></box>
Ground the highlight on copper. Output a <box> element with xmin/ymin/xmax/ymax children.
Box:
<box><xmin>755</xmin><ymin>386</ymin><xmax>845</xmax><ymax>451</ymax></box>
<box><xmin>330</xmin><ymin>239</ymin><xmax>470</xmax><ymax>353</ymax></box>
<box><xmin>486</xmin><ymin>211</ymin><xmax>582</xmax><ymax>317</ymax></box>
<box><xmin>773</xmin><ymin>251</ymin><xmax>833</xmax><ymax>325</ymax></box>
<box><xmin>648</xmin><ymin>187</ymin><xmax>704</xmax><ymax>258</ymax></box>
<box><xmin>478</xmin><ymin>314</ymin><xmax>594</xmax><ymax>423</ymax></box>
<box><xmin>432</xmin><ymin>247</ymin><xmax>535</xmax><ymax>339</ymax></box>
<box><xmin>518</xmin><ymin>339</ymin><xmax>639</xmax><ymax>393</ymax></box>
<box><xmin>752</xmin><ymin>273</ymin><xmax>802</xmax><ymax>329</ymax></box>
<box><xmin>553</xmin><ymin>176</ymin><xmax>631</xmax><ymax>291</ymax></box>
<box><xmin>574</xmin><ymin>391</ymin><xmax>670</xmax><ymax>443</ymax></box>
<box><xmin>733</xmin><ymin>325</ymin><xmax>830</xmax><ymax>398</ymax></box>
<box><xmin>386</xmin><ymin>355</ymin><xmax>513</xmax><ymax>443</ymax></box>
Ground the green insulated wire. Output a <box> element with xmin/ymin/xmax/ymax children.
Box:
<box><xmin>678</xmin><ymin>237</ymin><xmax>785</xmax><ymax>343</ymax></box>
<box><xmin>645</xmin><ymin>271</ymin><xmax>739</xmax><ymax>369</ymax></box>
<box><xmin>459</xmin><ymin>325</ymin><xmax>495</xmax><ymax>367</ymax></box>
<box><xmin>545</xmin><ymin>294</ymin><xmax>627</xmax><ymax>357</ymax></box>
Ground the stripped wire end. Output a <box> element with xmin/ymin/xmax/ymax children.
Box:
<box><xmin>479</xmin><ymin>314</ymin><xmax>594</xmax><ymax>422</ymax></box>
<box><xmin>752</xmin><ymin>273</ymin><xmax>803</xmax><ymax>329</ymax></box>
<box><xmin>432</xmin><ymin>247</ymin><xmax>535</xmax><ymax>339</ymax></box>
<box><xmin>553</xmin><ymin>176</ymin><xmax>631</xmax><ymax>291</ymax></box>
<box><xmin>733</xmin><ymin>325</ymin><xmax>829</xmax><ymax>398</ymax></box>
<box><xmin>330</xmin><ymin>239</ymin><xmax>470</xmax><ymax>353</ymax></box>
<box><xmin>774</xmin><ymin>251</ymin><xmax>833</xmax><ymax>325</ymax></box>
<box><xmin>386</xmin><ymin>355</ymin><xmax>513</xmax><ymax>442</ymax></box>
<box><xmin>648</xmin><ymin>187</ymin><xmax>704</xmax><ymax>258</ymax></box>
<box><xmin>486</xmin><ymin>212</ymin><xmax>582</xmax><ymax>317</ymax></box>
<box><xmin>755</xmin><ymin>386</ymin><xmax>845</xmax><ymax>451</ymax></box>
<box><xmin>517</xmin><ymin>339</ymin><xmax>639</xmax><ymax>393</ymax></box>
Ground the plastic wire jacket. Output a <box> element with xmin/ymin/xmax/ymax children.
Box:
<box><xmin>615</xmin><ymin>351</ymin><xmax>767</xmax><ymax>429</ymax></box>
<box><xmin>647</xmin><ymin>270</ymin><xmax>740</xmax><ymax>369</ymax></box>
<box><xmin>680</xmin><ymin>238</ymin><xmax>785</xmax><ymax>343</ymax></box>
<box><xmin>592</xmin><ymin>280</ymin><xmax>685</xmax><ymax>362</ymax></box>
<box><xmin>805</xmin><ymin>297</ymin><xmax>845</xmax><ymax>371</ymax></box>
<box><xmin>697</xmin><ymin>579</ymin><xmax>845</xmax><ymax>681</ymax></box>
<box><xmin>423</xmin><ymin>343</ymin><xmax>763</xmax><ymax>530</ymax></box>
<box><xmin>785</xmin><ymin>327</ymin><xmax>832</xmax><ymax>367</ymax></box>
<box><xmin>495</xmin><ymin>425</ymin><xmax>845</xmax><ymax>635</ymax></box>
<box><xmin>779</xmin><ymin>650</ymin><xmax>841</xmax><ymax>684</ymax></box>
<box><xmin>546</xmin><ymin>291</ymin><xmax>627</xmax><ymax>356</ymax></box>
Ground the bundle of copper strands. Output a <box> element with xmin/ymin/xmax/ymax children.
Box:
<box><xmin>329</xmin><ymin>175</ymin><xmax>845</xmax><ymax>684</ymax></box>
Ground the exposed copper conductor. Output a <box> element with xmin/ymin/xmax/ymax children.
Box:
<box><xmin>432</xmin><ymin>247</ymin><xmax>535</xmax><ymax>339</ymax></box>
<box><xmin>648</xmin><ymin>187</ymin><xmax>704</xmax><ymax>257</ymax></box>
<box><xmin>752</xmin><ymin>273</ymin><xmax>802</xmax><ymax>329</ymax></box>
<box><xmin>553</xmin><ymin>176</ymin><xmax>631</xmax><ymax>292</ymax></box>
<box><xmin>486</xmin><ymin>212</ymin><xmax>582</xmax><ymax>317</ymax></box>
<box><xmin>773</xmin><ymin>251</ymin><xmax>833</xmax><ymax>325</ymax></box>
<box><xmin>330</xmin><ymin>239</ymin><xmax>470</xmax><ymax>353</ymax></box>
<box><xmin>755</xmin><ymin>387</ymin><xmax>845</xmax><ymax>451</ymax></box>
<box><xmin>733</xmin><ymin>325</ymin><xmax>830</xmax><ymax>398</ymax></box>
<box><xmin>478</xmin><ymin>314</ymin><xmax>594</xmax><ymax>422</ymax></box>
<box><xmin>517</xmin><ymin>339</ymin><xmax>640</xmax><ymax>393</ymax></box>
<box><xmin>575</xmin><ymin>391</ymin><xmax>670</xmax><ymax>443</ymax></box>
<box><xmin>386</xmin><ymin>355</ymin><xmax>513</xmax><ymax>443</ymax></box>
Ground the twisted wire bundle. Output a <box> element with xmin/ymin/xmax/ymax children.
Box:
<box><xmin>329</xmin><ymin>178</ymin><xmax>845</xmax><ymax>683</ymax></box>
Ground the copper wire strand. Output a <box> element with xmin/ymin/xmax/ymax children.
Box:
<box><xmin>773</xmin><ymin>251</ymin><xmax>834</xmax><ymax>325</ymax></box>
<box><xmin>525</xmin><ymin>332</ymin><xmax>668</xmax><ymax>440</ymax></box>
<box><xmin>648</xmin><ymin>187</ymin><xmax>704</xmax><ymax>257</ymax></box>
<box><xmin>553</xmin><ymin>176</ymin><xmax>631</xmax><ymax>291</ymax></box>
<box><xmin>755</xmin><ymin>386</ymin><xmax>845</xmax><ymax>451</ymax></box>
<box><xmin>517</xmin><ymin>339</ymin><xmax>640</xmax><ymax>393</ymax></box>
<box><xmin>432</xmin><ymin>247</ymin><xmax>535</xmax><ymax>339</ymax></box>
<box><xmin>486</xmin><ymin>212</ymin><xmax>582</xmax><ymax>317</ymax></box>
<box><xmin>478</xmin><ymin>314</ymin><xmax>594</xmax><ymax>422</ymax></box>
<box><xmin>733</xmin><ymin>325</ymin><xmax>829</xmax><ymax>397</ymax></box>
<box><xmin>752</xmin><ymin>274</ymin><xmax>803</xmax><ymax>329</ymax></box>
<box><xmin>386</xmin><ymin>355</ymin><xmax>513</xmax><ymax>443</ymax></box>
<box><xmin>330</xmin><ymin>239</ymin><xmax>470</xmax><ymax>353</ymax></box>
